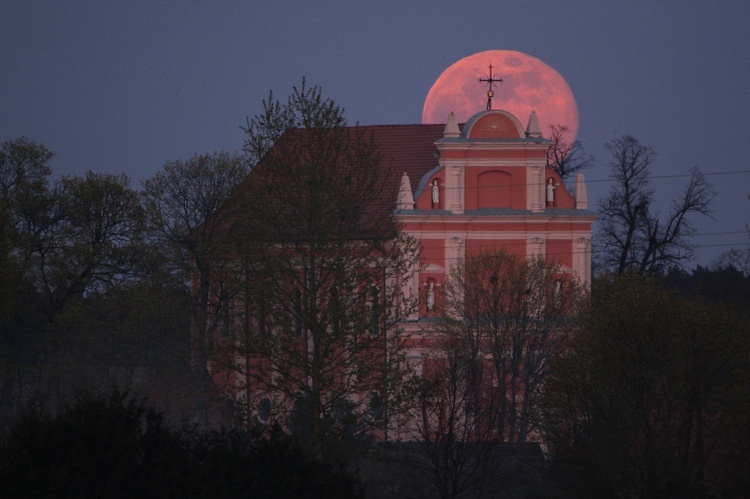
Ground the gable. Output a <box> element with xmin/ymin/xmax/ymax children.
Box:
<box><xmin>463</xmin><ymin>110</ymin><xmax>524</xmax><ymax>139</ymax></box>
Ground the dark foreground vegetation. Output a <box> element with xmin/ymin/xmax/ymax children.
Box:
<box><xmin>0</xmin><ymin>389</ymin><xmax>363</xmax><ymax>499</ymax></box>
<box><xmin>543</xmin><ymin>273</ymin><xmax>750</xmax><ymax>498</ymax></box>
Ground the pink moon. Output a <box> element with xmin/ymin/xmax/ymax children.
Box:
<box><xmin>422</xmin><ymin>50</ymin><xmax>579</xmax><ymax>141</ymax></box>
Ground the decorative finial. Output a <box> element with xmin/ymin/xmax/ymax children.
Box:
<box><xmin>574</xmin><ymin>172</ymin><xmax>588</xmax><ymax>210</ymax></box>
<box><xmin>525</xmin><ymin>110</ymin><xmax>542</xmax><ymax>138</ymax></box>
<box><xmin>443</xmin><ymin>112</ymin><xmax>460</xmax><ymax>138</ymax></box>
<box><xmin>396</xmin><ymin>172</ymin><xmax>415</xmax><ymax>210</ymax></box>
<box><xmin>479</xmin><ymin>63</ymin><xmax>502</xmax><ymax>110</ymax></box>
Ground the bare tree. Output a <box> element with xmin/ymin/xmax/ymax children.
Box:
<box><xmin>408</xmin><ymin>250</ymin><xmax>582</xmax><ymax>497</ymax></box>
<box><xmin>220</xmin><ymin>81</ymin><xmax>418</xmax><ymax>458</ymax></box>
<box><xmin>407</xmin><ymin>250</ymin><xmax>583</xmax><ymax>497</ymax></box>
<box><xmin>715</xmin><ymin>247</ymin><xmax>750</xmax><ymax>276</ymax></box>
<box><xmin>596</xmin><ymin>135</ymin><xmax>714</xmax><ymax>275</ymax></box>
<box><xmin>411</xmin><ymin>333</ymin><xmax>503</xmax><ymax>498</ymax></box>
<box><xmin>545</xmin><ymin>124</ymin><xmax>593</xmax><ymax>184</ymax></box>
<box><xmin>447</xmin><ymin>251</ymin><xmax>583</xmax><ymax>443</ymax></box>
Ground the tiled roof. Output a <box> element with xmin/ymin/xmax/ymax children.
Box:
<box><xmin>222</xmin><ymin>124</ymin><xmax>447</xmax><ymax>240</ymax></box>
<box><xmin>360</xmin><ymin>124</ymin><xmax>445</xmax><ymax>203</ymax></box>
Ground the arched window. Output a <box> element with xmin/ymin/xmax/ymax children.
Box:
<box><xmin>257</xmin><ymin>396</ymin><xmax>272</xmax><ymax>423</ymax></box>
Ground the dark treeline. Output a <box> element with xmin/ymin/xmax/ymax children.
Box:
<box><xmin>544</xmin><ymin>272</ymin><xmax>750</xmax><ymax>498</ymax></box>
<box><xmin>0</xmin><ymin>388</ymin><xmax>361</xmax><ymax>498</ymax></box>
<box><xmin>663</xmin><ymin>264</ymin><xmax>750</xmax><ymax>317</ymax></box>
<box><xmin>0</xmin><ymin>137</ymin><xmax>247</xmax><ymax>431</ymax></box>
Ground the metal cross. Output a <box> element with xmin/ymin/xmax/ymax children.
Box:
<box><xmin>479</xmin><ymin>64</ymin><xmax>502</xmax><ymax>110</ymax></box>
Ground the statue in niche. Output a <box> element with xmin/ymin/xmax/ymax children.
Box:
<box><xmin>546</xmin><ymin>178</ymin><xmax>556</xmax><ymax>205</ymax></box>
<box><xmin>431</xmin><ymin>179</ymin><xmax>440</xmax><ymax>207</ymax></box>
<box><xmin>426</xmin><ymin>282</ymin><xmax>435</xmax><ymax>311</ymax></box>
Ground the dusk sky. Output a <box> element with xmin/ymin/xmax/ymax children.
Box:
<box><xmin>2</xmin><ymin>1</ymin><xmax>749</xmax><ymax>266</ymax></box>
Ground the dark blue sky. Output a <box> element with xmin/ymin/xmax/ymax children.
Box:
<box><xmin>2</xmin><ymin>1</ymin><xmax>749</xmax><ymax>266</ymax></box>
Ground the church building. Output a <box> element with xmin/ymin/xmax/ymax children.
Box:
<box><xmin>208</xmin><ymin>101</ymin><xmax>595</xmax><ymax>436</ymax></box>
<box><xmin>361</xmin><ymin>107</ymin><xmax>594</xmax><ymax>340</ymax></box>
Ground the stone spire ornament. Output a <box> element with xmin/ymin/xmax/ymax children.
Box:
<box><xmin>525</xmin><ymin>110</ymin><xmax>542</xmax><ymax>138</ymax></box>
<box><xmin>443</xmin><ymin>111</ymin><xmax>460</xmax><ymax>138</ymax></box>
<box><xmin>396</xmin><ymin>171</ymin><xmax>415</xmax><ymax>210</ymax></box>
<box><xmin>574</xmin><ymin>172</ymin><xmax>588</xmax><ymax>209</ymax></box>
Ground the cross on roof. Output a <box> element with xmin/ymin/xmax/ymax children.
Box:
<box><xmin>479</xmin><ymin>63</ymin><xmax>502</xmax><ymax>110</ymax></box>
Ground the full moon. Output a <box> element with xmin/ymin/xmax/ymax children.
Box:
<box><xmin>422</xmin><ymin>50</ymin><xmax>579</xmax><ymax>141</ymax></box>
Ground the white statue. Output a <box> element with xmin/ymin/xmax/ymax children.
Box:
<box><xmin>431</xmin><ymin>179</ymin><xmax>440</xmax><ymax>206</ymax></box>
<box><xmin>546</xmin><ymin>178</ymin><xmax>556</xmax><ymax>204</ymax></box>
<box><xmin>427</xmin><ymin>282</ymin><xmax>435</xmax><ymax>311</ymax></box>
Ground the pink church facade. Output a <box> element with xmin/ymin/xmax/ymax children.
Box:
<box><xmin>392</xmin><ymin>108</ymin><xmax>593</xmax><ymax>341</ymax></box>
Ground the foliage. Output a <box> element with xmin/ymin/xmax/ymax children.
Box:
<box><xmin>595</xmin><ymin>135</ymin><xmax>714</xmax><ymax>275</ymax></box>
<box><xmin>1</xmin><ymin>139</ymin><xmax>167</xmax><ymax>432</ymax></box>
<box><xmin>188</xmin><ymin>426</ymin><xmax>364</xmax><ymax>498</ymax></box>
<box><xmin>0</xmin><ymin>136</ymin><xmax>53</xmax><ymax>197</ymax></box>
<box><xmin>3</xmin><ymin>141</ymin><xmax>242</xmax><ymax>338</ymax></box>
<box><xmin>0</xmin><ymin>139</ymin><xmax>56</xmax><ymax>428</ymax></box>
<box><xmin>0</xmin><ymin>389</ymin><xmax>363</xmax><ymax>498</ymax></box>
<box><xmin>1</xmin><ymin>138</ymin><xmax>52</xmax><ymax>317</ymax></box>
<box><xmin>543</xmin><ymin>274</ymin><xmax>750</xmax><ymax>497</ymax></box>
<box><xmin>220</xmin><ymin>80</ymin><xmax>418</xmax><ymax>458</ymax></box>
<box><xmin>141</xmin><ymin>151</ymin><xmax>249</xmax><ymax>429</ymax></box>
<box><xmin>10</xmin><ymin>168</ymin><xmax>145</xmax><ymax>322</ymax></box>
<box><xmin>44</xmin><ymin>282</ymin><xmax>192</xmax><ymax>402</ymax></box>
<box><xmin>0</xmin><ymin>137</ymin><xmax>54</xmax><ymax>287</ymax></box>
<box><xmin>141</xmin><ymin>151</ymin><xmax>249</xmax><ymax>282</ymax></box>
<box><xmin>0</xmin><ymin>389</ymin><xmax>192</xmax><ymax>498</ymax></box>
